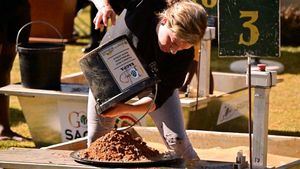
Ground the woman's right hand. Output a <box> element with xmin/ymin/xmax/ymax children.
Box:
<box><xmin>100</xmin><ymin>103</ymin><xmax>131</xmax><ymax>118</ymax></box>
<box><xmin>93</xmin><ymin>5</ymin><xmax>116</xmax><ymax>29</ymax></box>
<box><xmin>99</xmin><ymin>98</ymin><xmax>156</xmax><ymax>118</ymax></box>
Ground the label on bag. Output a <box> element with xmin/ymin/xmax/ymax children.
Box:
<box><xmin>99</xmin><ymin>38</ymin><xmax>149</xmax><ymax>91</ymax></box>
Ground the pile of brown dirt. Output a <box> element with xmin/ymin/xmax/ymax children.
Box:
<box><xmin>80</xmin><ymin>130</ymin><xmax>161</xmax><ymax>162</ymax></box>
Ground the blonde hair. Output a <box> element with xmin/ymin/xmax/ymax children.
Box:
<box><xmin>158</xmin><ymin>0</ymin><xmax>207</xmax><ymax>45</ymax></box>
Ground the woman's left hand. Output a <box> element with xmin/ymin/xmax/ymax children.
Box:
<box><xmin>93</xmin><ymin>5</ymin><xmax>116</xmax><ymax>29</ymax></box>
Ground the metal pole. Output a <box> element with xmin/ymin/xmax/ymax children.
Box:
<box><xmin>247</xmin><ymin>56</ymin><xmax>253</xmax><ymax>169</ymax></box>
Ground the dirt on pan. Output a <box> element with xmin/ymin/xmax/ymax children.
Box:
<box><xmin>79</xmin><ymin>129</ymin><xmax>161</xmax><ymax>162</ymax></box>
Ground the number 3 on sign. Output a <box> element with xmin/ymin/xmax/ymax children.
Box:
<box><xmin>192</xmin><ymin>0</ymin><xmax>216</xmax><ymax>8</ymax></box>
<box><xmin>239</xmin><ymin>11</ymin><xmax>259</xmax><ymax>46</ymax></box>
<box><xmin>201</xmin><ymin>0</ymin><xmax>217</xmax><ymax>8</ymax></box>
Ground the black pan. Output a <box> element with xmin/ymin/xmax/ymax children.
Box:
<box><xmin>70</xmin><ymin>150</ymin><xmax>185</xmax><ymax>168</ymax></box>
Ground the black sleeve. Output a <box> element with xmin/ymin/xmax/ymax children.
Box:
<box><xmin>154</xmin><ymin>48</ymin><xmax>194</xmax><ymax>108</ymax></box>
<box><xmin>109</xmin><ymin>0</ymin><xmax>143</xmax><ymax>15</ymax></box>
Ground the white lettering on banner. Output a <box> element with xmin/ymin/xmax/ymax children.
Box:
<box><xmin>65</xmin><ymin>129</ymin><xmax>88</xmax><ymax>140</ymax></box>
<box><xmin>217</xmin><ymin>95</ymin><xmax>248</xmax><ymax>125</ymax></box>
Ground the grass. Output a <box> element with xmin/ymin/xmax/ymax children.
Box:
<box><xmin>2</xmin><ymin>6</ymin><xmax>300</xmax><ymax>149</ymax></box>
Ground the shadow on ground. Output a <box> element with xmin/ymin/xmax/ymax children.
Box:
<box><xmin>9</xmin><ymin>108</ymin><xmax>26</xmax><ymax>126</ymax></box>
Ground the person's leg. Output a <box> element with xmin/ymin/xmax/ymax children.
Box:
<box><xmin>148</xmin><ymin>89</ymin><xmax>199</xmax><ymax>160</ymax></box>
<box><xmin>0</xmin><ymin>44</ymin><xmax>30</xmax><ymax>141</ymax></box>
<box><xmin>87</xmin><ymin>90</ymin><xmax>115</xmax><ymax>146</ymax></box>
<box><xmin>82</xmin><ymin>3</ymin><xmax>107</xmax><ymax>53</ymax></box>
<box><xmin>0</xmin><ymin>43</ymin><xmax>17</xmax><ymax>139</ymax></box>
<box><xmin>0</xmin><ymin>0</ymin><xmax>31</xmax><ymax>140</ymax></box>
<box><xmin>75</xmin><ymin>0</ymin><xmax>90</xmax><ymax>13</ymax></box>
<box><xmin>74</xmin><ymin>0</ymin><xmax>90</xmax><ymax>36</ymax></box>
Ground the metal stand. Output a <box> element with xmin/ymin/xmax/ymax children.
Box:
<box><xmin>247</xmin><ymin>56</ymin><xmax>253</xmax><ymax>169</ymax></box>
<box><xmin>249</xmin><ymin>64</ymin><xmax>277</xmax><ymax>169</ymax></box>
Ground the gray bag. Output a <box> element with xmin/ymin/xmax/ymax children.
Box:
<box><xmin>79</xmin><ymin>35</ymin><xmax>157</xmax><ymax>114</ymax></box>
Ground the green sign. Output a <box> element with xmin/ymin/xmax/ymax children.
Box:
<box><xmin>195</xmin><ymin>0</ymin><xmax>217</xmax><ymax>17</ymax></box>
<box><xmin>219</xmin><ymin>0</ymin><xmax>280</xmax><ymax>57</ymax></box>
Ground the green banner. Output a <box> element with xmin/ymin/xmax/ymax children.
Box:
<box><xmin>219</xmin><ymin>0</ymin><xmax>280</xmax><ymax>57</ymax></box>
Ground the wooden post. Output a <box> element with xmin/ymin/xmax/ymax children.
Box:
<box><xmin>199</xmin><ymin>40</ymin><xmax>211</xmax><ymax>97</ymax></box>
<box><xmin>188</xmin><ymin>27</ymin><xmax>215</xmax><ymax>99</ymax></box>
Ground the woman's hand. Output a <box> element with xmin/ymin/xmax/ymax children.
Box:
<box><xmin>100</xmin><ymin>103</ymin><xmax>131</xmax><ymax>118</ymax></box>
<box><xmin>93</xmin><ymin>5</ymin><xmax>116</xmax><ymax>29</ymax></box>
<box><xmin>99</xmin><ymin>97</ymin><xmax>156</xmax><ymax>118</ymax></box>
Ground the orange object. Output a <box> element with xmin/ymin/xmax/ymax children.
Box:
<box><xmin>28</xmin><ymin>0</ymin><xmax>76</xmax><ymax>42</ymax></box>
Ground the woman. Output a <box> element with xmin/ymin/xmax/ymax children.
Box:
<box><xmin>88</xmin><ymin>0</ymin><xmax>207</xmax><ymax>166</ymax></box>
